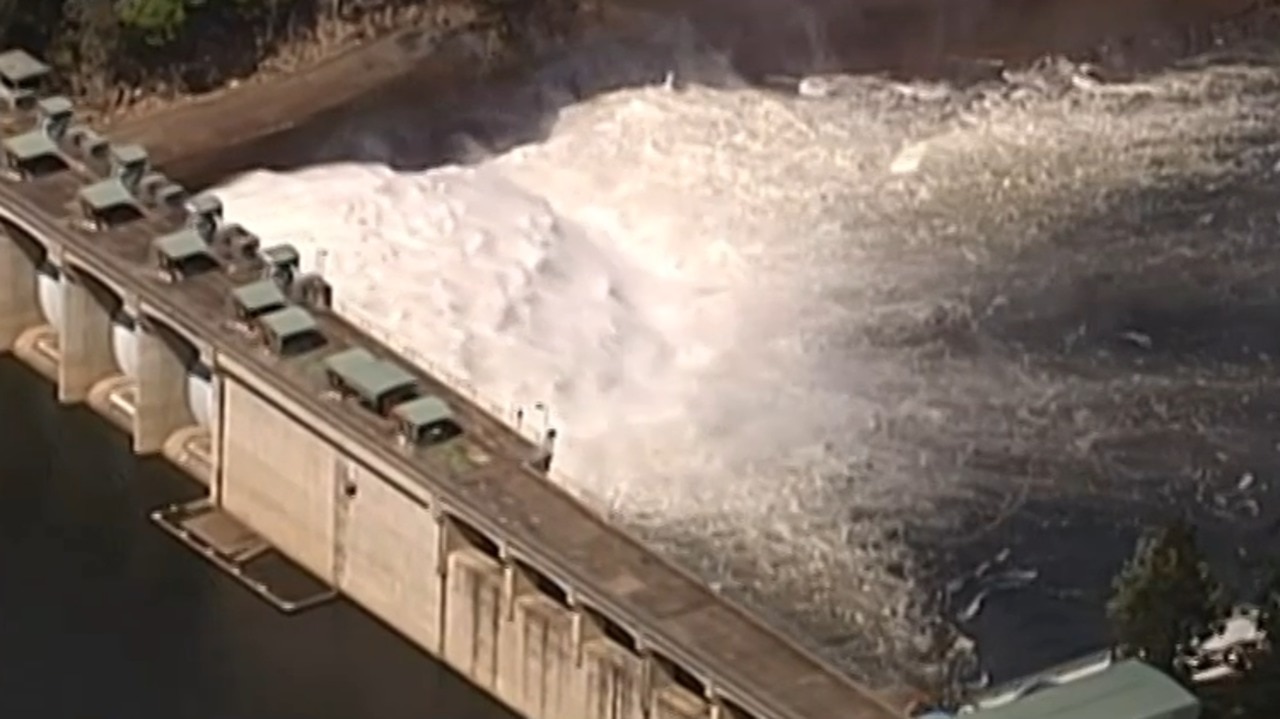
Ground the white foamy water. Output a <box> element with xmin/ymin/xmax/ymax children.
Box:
<box><xmin>217</xmin><ymin>29</ymin><xmax>1280</xmax><ymax>684</ymax></box>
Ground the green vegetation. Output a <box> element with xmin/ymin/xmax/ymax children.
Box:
<box><xmin>1107</xmin><ymin>520</ymin><xmax>1226</xmax><ymax>673</ymax></box>
<box><xmin>114</xmin><ymin>0</ymin><xmax>201</xmax><ymax>44</ymax></box>
<box><xmin>1108</xmin><ymin>521</ymin><xmax>1280</xmax><ymax>717</ymax></box>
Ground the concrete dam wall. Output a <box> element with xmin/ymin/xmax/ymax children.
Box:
<box><xmin>0</xmin><ymin>51</ymin><xmax>904</xmax><ymax>719</ymax></box>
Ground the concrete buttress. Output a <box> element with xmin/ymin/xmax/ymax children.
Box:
<box><xmin>0</xmin><ymin>228</ymin><xmax>40</xmax><ymax>351</ymax></box>
<box><xmin>133</xmin><ymin>319</ymin><xmax>190</xmax><ymax>454</ymax></box>
<box><xmin>57</xmin><ymin>269</ymin><xmax>116</xmax><ymax>402</ymax></box>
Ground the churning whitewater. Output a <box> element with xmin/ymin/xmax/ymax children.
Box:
<box><xmin>217</xmin><ymin>26</ymin><xmax>1280</xmax><ymax>686</ymax></box>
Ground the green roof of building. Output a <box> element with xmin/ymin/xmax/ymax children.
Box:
<box><xmin>231</xmin><ymin>279</ymin><xmax>287</xmax><ymax>314</ymax></box>
<box><xmin>3</xmin><ymin>130</ymin><xmax>57</xmax><ymax>161</ymax></box>
<box><xmin>78</xmin><ymin>178</ymin><xmax>133</xmax><ymax>211</ymax></box>
<box><xmin>154</xmin><ymin>229</ymin><xmax>209</xmax><ymax>262</ymax></box>
<box><xmin>969</xmin><ymin>660</ymin><xmax>1199</xmax><ymax>719</ymax></box>
<box><xmin>69</xmin><ymin>125</ymin><xmax>106</xmax><ymax>150</ymax></box>
<box><xmin>110</xmin><ymin>143</ymin><xmax>147</xmax><ymax>166</ymax></box>
<box><xmin>188</xmin><ymin>193</ymin><xmax>222</xmax><ymax>216</ymax></box>
<box><xmin>328</xmin><ymin>352</ymin><xmax>416</xmax><ymax>404</ymax></box>
<box><xmin>393</xmin><ymin>395</ymin><xmax>453</xmax><ymax>430</ymax></box>
<box><xmin>324</xmin><ymin>347</ymin><xmax>377</xmax><ymax>377</ymax></box>
<box><xmin>37</xmin><ymin>95</ymin><xmax>72</xmax><ymax>117</ymax></box>
<box><xmin>0</xmin><ymin>50</ymin><xmax>49</xmax><ymax>85</ymax></box>
<box><xmin>157</xmin><ymin>183</ymin><xmax>186</xmax><ymax>203</ymax></box>
<box><xmin>262</xmin><ymin>244</ymin><xmax>300</xmax><ymax>266</ymax></box>
<box><xmin>258</xmin><ymin>305</ymin><xmax>319</xmax><ymax>342</ymax></box>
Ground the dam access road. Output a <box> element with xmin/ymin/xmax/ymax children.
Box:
<box><xmin>0</xmin><ymin>52</ymin><xmax>904</xmax><ymax>719</ymax></box>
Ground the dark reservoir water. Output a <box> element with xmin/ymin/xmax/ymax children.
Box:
<box><xmin>0</xmin><ymin>357</ymin><xmax>515</xmax><ymax>719</ymax></box>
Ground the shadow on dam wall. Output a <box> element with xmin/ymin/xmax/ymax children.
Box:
<box><xmin>139</xmin><ymin>0</ymin><xmax>1265</xmax><ymax>189</ymax></box>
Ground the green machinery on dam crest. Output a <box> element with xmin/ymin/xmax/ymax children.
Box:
<box><xmin>0</xmin><ymin>48</ymin><xmax>904</xmax><ymax>719</ymax></box>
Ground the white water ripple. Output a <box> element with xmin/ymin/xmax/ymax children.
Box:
<box><xmin>217</xmin><ymin>32</ymin><xmax>1280</xmax><ymax>684</ymax></box>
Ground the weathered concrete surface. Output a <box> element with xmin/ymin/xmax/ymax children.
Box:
<box><xmin>336</xmin><ymin>458</ymin><xmax>446</xmax><ymax>654</ymax></box>
<box><xmin>443</xmin><ymin>549</ymin><xmax>505</xmax><ymax>692</ymax></box>
<box><xmin>133</xmin><ymin>325</ymin><xmax>193</xmax><ymax>455</ymax></box>
<box><xmin>652</xmin><ymin>682</ymin><xmax>712</xmax><ymax>719</ymax></box>
<box><xmin>0</xmin><ymin>229</ymin><xmax>40</xmax><ymax>351</ymax></box>
<box><xmin>581</xmin><ymin>638</ymin><xmax>647</xmax><ymax>719</ymax></box>
<box><xmin>221</xmin><ymin>378</ymin><xmax>338</xmax><ymax>581</ymax></box>
<box><xmin>507</xmin><ymin>595</ymin><xmax>582</xmax><ymax>719</ymax></box>
<box><xmin>56</xmin><ymin>274</ymin><xmax>114</xmax><ymax>403</ymax></box>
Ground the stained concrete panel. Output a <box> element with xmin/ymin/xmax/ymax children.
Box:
<box><xmin>57</xmin><ymin>276</ymin><xmax>115</xmax><ymax>402</ymax></box>
<box><xmin>36</xmin><ymin>270</ymin><xmax>60</xmax><ymax>329</ymax></box>
<box><xmin>337</xmin><ymin>459</ymin><xmax>444</xmax><ymax>654</ymax></box>
<box><xmin>0</xmin><ymin>229</ymin><xmax>40</xmax><ymax>351</ymax></box>
<box><xmin>582</xmin><ymin>638</ymin><xmax>646</xmax><ymax>719</ymax></box>
<box><xmin>509</xmin><ymin>595</ymin><xmax>583</xmax><ymax>719</ymax></box>
<box><xmin>652</xmin><ymin>682</ymin><xmax>711</xmax><ymax>719</ymax></box>
<box><xmin>221</xmin><ymin>378</ymin><xmax>336</xmax><ymax>582</ymax></box>
<box><xmin>443</xmin><ymin>549</ymin><xmax>503</xmax><ymax>693</ymax></box>
<box><xmin>133</xmin><ymin>327</ymin><xmax>193</xmax><ymax>455</ymax></box>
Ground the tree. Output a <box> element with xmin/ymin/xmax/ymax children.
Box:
<box><xmin>114</xmin><ymin>0</ymin><xmax>200</xmax><ymax>45</ymax></box>
<box><xmin>54</xmin><ymin>0</ymin><xmax>122</xmax><ymax>96</ymax></box>
<box><xmin>1107</xmin><ymin>519</ymin><xmax>1225</xmax><ymax>674</ymax></box>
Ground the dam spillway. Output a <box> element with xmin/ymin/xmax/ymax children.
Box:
<box><xmin>0</xmin><ymin>49</ymin><xmax>905</xmax><ymax>719</ymax></box>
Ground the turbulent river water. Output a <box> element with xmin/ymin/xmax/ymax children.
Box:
<box><xmin>214</xmin><ymin>23</ymin><xmax>1280</xmax><ymax>688</ymax></box>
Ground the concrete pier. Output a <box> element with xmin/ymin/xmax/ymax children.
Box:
<box><xmin>507</xmin><ymin>594</ymin><xmax>581</xmax><ymax>719</ymax></box>
<box><xmin>133</xmin><ymin>319</ymin><xmax>195</xmax><ymax>455</ymax></box>
<box><xmin>582</xmin><ymin>635</ymin><xmax>648</xmax><ymax>719</ymax></box>
<box><xmin>0</xmin><ymin>227</ymin><xmax>39</xmax><ymax>350</ymax></box>
<box><xmin>653</xmin><ymin>680</ymin><xmax>712</xmax><ymax>719</ymax></box>
<box><xmin>0</xmin><ymin>50</ymin><xmax>905</xmax><ymax>719</ymax></box>
<box><xmin>444</xmin><ymin>549</ymin><xmax>505</xmax><ymax>692</ymax></box>
<box><xmin>57</xmin><ymin>267</ymin><xmax>115</xmax><ymax>403</ymax></box>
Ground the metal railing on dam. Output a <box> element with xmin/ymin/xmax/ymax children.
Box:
<box><xmin>0</xmin><ymin>50</ymin><xmax>905</xmax><ymax>719</ymax></box>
